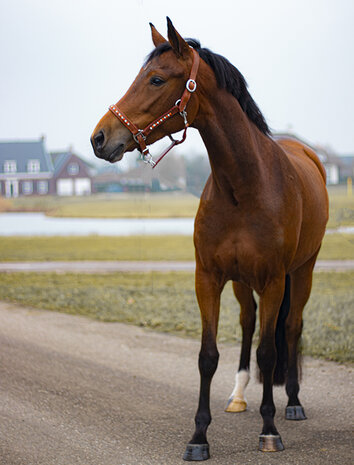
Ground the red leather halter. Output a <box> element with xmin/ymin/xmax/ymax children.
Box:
<box><xmin>109</xmin><ymin>48</ymin><xmax>200</xmax><ymax>168</ymax></box>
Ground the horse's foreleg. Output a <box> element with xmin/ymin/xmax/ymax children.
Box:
<box><xmin>286</xmin><ymin>252</ymin><xmax>318</xmax><ymax>421</ymax></box>
<box><xmin>183</xmin><ymin>267</ymin><xmax>223</xmax><ymax>462</ymax></box>
<box><xmin>225</xmin><ymin>282</ymin><xmax>256</xmax><ymax>413</ymax></box>
<box><xmin>257</xmin><ymin>275</ymin><xmax>286</xmax><ymax>452</ymax></box>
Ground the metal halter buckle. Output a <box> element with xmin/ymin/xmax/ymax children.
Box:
<box><xmin>133</xmin><ymin>130</ymin><xmax>146</xmax><ymax>144</ymax></box>
<box><xmin>180</xmin><ymin>109</ymin><xmax>188</xmax><ymax>126</ymax></box>
<box><xmin>175</xmin><ymin>99</ymin><xmax>188</xmax><ymax>126</ymax></box>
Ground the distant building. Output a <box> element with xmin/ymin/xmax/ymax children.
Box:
<box><xmin>50</xmin><ymin>151</ymin><xmax>93</xmax><ymax>196</ymax></box>
<box><xmin>0</xmin><ymin>139</ymin><xmax>53</xmax><ymax>197</ymax></box>
<box><xmin>0</xmin><ymin>138</ymin><xmax>93</xmax><ymax>197</ymax></box>
<box><xmin>337</xmin><ymin>155</ymin><xmax>354</xmax><ymax>183</ymax></box>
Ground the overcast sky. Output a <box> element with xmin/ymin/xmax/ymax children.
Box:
<box><xmin>0</xmin><ymin>0</ymin><xmax>353</xmax><ymax>166</ymax></box>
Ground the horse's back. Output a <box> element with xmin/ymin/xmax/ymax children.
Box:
<box><xmin>275</xmin><ymin>137</ymin><xmax>326</xmax><ymax>184</ymax></box>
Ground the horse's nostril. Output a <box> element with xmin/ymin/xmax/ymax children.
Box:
<box><xmin>92</xmin><ymin>130</ymin><xmax>105</xmax><ymax>152</ymax></box>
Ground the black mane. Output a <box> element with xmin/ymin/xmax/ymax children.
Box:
<box><xmin>146</xmin><ymin>39</ymin><xmax>270</xmax><ymax>136</ymax></box>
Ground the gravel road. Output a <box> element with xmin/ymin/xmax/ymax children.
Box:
<box><xmin>0</xmin><ymin>301</ymin><xmax>352</xmax><ymax>465</ymax></box>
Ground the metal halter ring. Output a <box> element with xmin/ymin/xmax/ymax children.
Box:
<box><xmin>186</xmin><ymin>79</ymin><xmax>197</xmax><ymax>92</ymax></box>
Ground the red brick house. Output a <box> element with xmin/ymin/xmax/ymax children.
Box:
<box><xmin>50</xmin><ymin>151</ymin><xmax>93</xmax><ymax>196</ymax></box>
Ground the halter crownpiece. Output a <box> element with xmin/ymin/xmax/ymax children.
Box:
<box><xmin>109</xmin><ymin>48</ymin><xmax>200</xmax><ymax>168</ymax></box>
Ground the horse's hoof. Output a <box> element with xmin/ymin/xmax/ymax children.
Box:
<box><xmin>225</xmin><ymin>397</ymin><xmax>247</xmax><ymax>413</ymax></box>
<box><xmin>259</xmin><ymin>434</ymin><xmax>284</xmax><ymax>452</ymax></box>
<box><xmin>183</xmin><ymin>444</ymin><xmax>210</xmax><ymax>461</ymax></box>
<box><xmin>285</xmin><ymin>405</ymin><xmax>307</xmax><ymax>420</ymax></box>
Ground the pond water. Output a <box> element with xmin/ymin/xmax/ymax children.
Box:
<box><xmin>326</xmin><ymin>226</ymin><xmax>354</xmax><ymax>234</ymax></box>
<box><xmin>0</xmin><ymin>213</ymin><xmax>194</xmax><ymax>236</ymax></box>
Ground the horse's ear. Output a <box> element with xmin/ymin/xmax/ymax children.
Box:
<box><xmin>167</xmin><ymin>17</ymin><xmax>190</xmax><ymax>58</ymax></box>
<box><xmin>150</xmin><ymin>22</ymin><xmax>167</xmax><ymax>47</ymax></box>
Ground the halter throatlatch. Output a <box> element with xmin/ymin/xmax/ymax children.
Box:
<box><xmin>109</xmin><ymin>49</ymin><xmax>200</xmax><ymax>168</ymax></box>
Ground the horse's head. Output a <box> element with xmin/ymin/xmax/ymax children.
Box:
<box><xmin>91</xmin><ymin>18</ymin><xmax>200</xmax><ymax>164</ymax></box>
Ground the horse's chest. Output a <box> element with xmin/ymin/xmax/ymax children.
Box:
<box><xmin>194</xmin><ymin>208</ymin><xmax>281</xmax><ymax>288</ymax></box>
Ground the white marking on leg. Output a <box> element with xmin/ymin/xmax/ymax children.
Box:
<box><xmin>231</xmin><ymin>369</ymin><xmax>250</xmax><ymax>400</ymax></box>
<box><xmin>225</xmin><ymin>369</ymin><xmax>250</xmax><ymax>412</ymax></box>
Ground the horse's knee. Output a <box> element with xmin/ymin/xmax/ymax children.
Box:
<box><xmin>199</xmin><ymin>349</ymin><xmax>219</xmax><ymax>378</ymax></box>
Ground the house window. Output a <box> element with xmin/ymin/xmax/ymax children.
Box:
<box><xmin>37</xmin><ymin>180</ymin><xmax>48</xmax><ymax>194</ymax></box>
<box><xmin>22</xmin><ymin>181</ymin><xmax>33</xmax><ymax>195</ymax></box>
<box><xmin>27</xmin><ymin>159</ymin><xmax>40</xmax><ymax>173</ymax></box>
<box><xmin>67</xmin><ymin>162</ymin><xmax>79</xmax><ymax>175</ymax></box>
<box><xmin>4</xmin><ymin>160</ymin><xmax>17</xmax><ymax>173</ymax></box>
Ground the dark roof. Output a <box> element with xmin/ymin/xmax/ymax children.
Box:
<box><xmin>50</xmin><ymin>151</ymin><xmax>95</xmax><ymax>175</ymax></box>
<box><xmin>50</xmin><ymin>152</ymin><xmax>71</xmax><ymax>174</ymax></box>
<box><xmin>0</xmin><ymin>139</ymin><xmax>53</xmax><ymax>173</ymax></box>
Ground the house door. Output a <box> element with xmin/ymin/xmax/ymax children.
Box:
<box><xmin>5</xmin><ymin>179</ymin><xmax>19</xmax><ymax>198</ymax></box>
<box><xmin>56</xmin><ymin>178</ymin><xmax>74</xmax><ymax>196</ymax></box>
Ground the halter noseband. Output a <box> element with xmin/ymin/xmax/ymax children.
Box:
<box><xmin>109</xmin><ymin>48</ymin><xmax>200</xmax><ymax>168</ymax></box>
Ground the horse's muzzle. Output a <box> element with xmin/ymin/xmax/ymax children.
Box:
<box><xmin>91</xmin><ymin>128</ymin><xmax>127</xmax><ymax>163</ymax></box>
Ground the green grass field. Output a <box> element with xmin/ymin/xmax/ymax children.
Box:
<box><xmin>0</xmin><ymin>235</ymin><xmax>195</xmax><ymax>261</ymax></box>
<box><xmin>0</xmin><ymin>271</ymin><xmax>352</xmax><ymax>363</ymax></box>
<box><xmin>0</xmin><ymin>233</ymin><xmax>352</xmax><ymax>262</ymax></box>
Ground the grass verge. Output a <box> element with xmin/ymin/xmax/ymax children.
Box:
<box><xmin>0</xmin><ymin>235</ymin><xmax>195</xmax><ymax>261</ymax></box>
<box><xmin>1</xmin><ymin>193</ymin><xmax>200</xmax><ymax>218</ymax></box>
<box><xmin>0</xmin><ymin>271</ymin><xmax>352</xmax><ymax>363</ymax></box>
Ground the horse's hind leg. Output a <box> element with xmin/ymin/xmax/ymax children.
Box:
<box><xmin>286</xmin><ymin>251</ymin><xmax>319</xmax><ymax>421</ymax></box>
<box><xmin>225</xmin><ymin>282</ymin><xmax>256</xmax><ymax>413</ymax></box>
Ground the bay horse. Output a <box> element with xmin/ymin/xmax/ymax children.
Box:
<box><xmin>91</xmin><ymin>18</ymin><xmax>328</xmax><ymax>461</ymax></box>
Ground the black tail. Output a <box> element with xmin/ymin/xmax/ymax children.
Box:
<box><xmin>273</xmin><ymin>274</ymin><xmax>291</xmax><ymax>385</ymax></box>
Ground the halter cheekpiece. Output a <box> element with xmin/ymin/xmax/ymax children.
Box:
<box><xmin>109</xmin><ymin>49</ymin><xmax>200</xmax><ymax>168</ymax></box>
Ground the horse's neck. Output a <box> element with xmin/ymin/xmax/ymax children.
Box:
<box><xmin>197</xmin><ymin>92</ymin><xmax>269</xmax><ymax>200</ymax></box>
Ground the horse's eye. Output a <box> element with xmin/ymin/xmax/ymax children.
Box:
<box><xmin>150</xmin><ymin>76</ymin><xmax>165</xmax><ymax>86</ymax></box>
